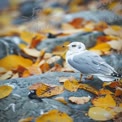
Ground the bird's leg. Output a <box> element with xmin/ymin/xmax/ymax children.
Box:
<box><xmin>85</xmin><ymin>75</ymin><xmax>94</xmax><ymax>80</ymax></box>
<box><xmin>79</xmin><ymin>74</ymin><xmax>83</xmax><ymax>82</ymax></box>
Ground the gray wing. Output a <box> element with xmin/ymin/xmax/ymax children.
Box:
<box><xmin>68</xmin><ymin>51</ymin><xmax>116</xmax><ymax>75</ymax></box>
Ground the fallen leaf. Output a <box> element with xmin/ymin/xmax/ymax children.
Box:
<box><xmin>29</xmin><ymin>34</ymin><xmax>44</xmax><ymax>48</ymax></box>
<box><xmin>23</xmin><ymin>48</ymin><xmax>41</xmax><ymax>57</ymax></box>
<box><xmin>29</xmin><ymin>82</ymin><xmax>50</xmax><ymax>90</ymax></box>
<box><xmin>27</xmin><ymin>64</ymin><xmax>42</xmax><ymax>75</ymax></box>
<box><xmin>88</xmin><ymin>107</ymin><xmax>114</xmax><ymax>121</ymax></box>
<box><xmin>99</xmin><ymin>88</ymin><xmax>114</xmax><ymax>95</ymax></box>
<box><xmin>64</xmin><ymin>79</ymin><xmax>80</xmax><ymax>92</ymax></box>
<box><xmin>96</xmin><ymin>35</ymin><xmax>117</xmax><ymax>44</ymax></box>
<box><xmin>115</xmin><ymin>89</ymin><xmax>122</xmax><ymax>97</ymax></box>
<box><xmin>18</xmin><ymin>117</ymin><xmax>34</xmax><ymax>122</ymax></box>
<box><xmin>94</xmin><ymin>21</ymin><xmax>108</xmax><ymax>31</ymax></box>
<box><xmin>69</xmin><ymin>18</ymin><xmax>84</xmax><ymax>28</ymax></box>
<box><xmin>104</xmin><ymin>26</ymin><xmax>122</xmax><ymax>38</ymax></box>
<box><xmin>69</xmin><ymin>96</ymin><xmax>91</xmax><ymax>104</ymax></box>
<box><xmin>36</xmin><ymin>85</ymin><xmax>64</xmax><ymax>97</ymax></box>
<box><xmin>0</xmin><ymin>55</ymin><xmax>32</xmax><ymax>70</ymax></box>
<box><xmin>46</xmin><ymin>56</ymin><xmax>61</xmax><ymax>64</ymax></box>
<box><xmin>109</xmin><ymin>81</ymin><xmax>120</xmax><ymax>88</ymax></box>
<box><xmin>11</xmin><ymin>73</ymin><xmax>19</xmax><ymax>79</ymax></box>
<box><xmin>20</xmin><ymin>31</ymin><xmax>36</xmax><ymax>43</ymax></box>
<box><xmin>0</xmin><ymin>85</ymin><xmax>13</xmax><ymax>99</ymax></box>
<box><xmin>22</xmin><ymin>70</ymin><xmax>31</xmax><ymax>77</ymax></box>
<box><xmin>49</xmin><ymin>63</ymin><xmax>62</xmax><ymax>72</ymax></box>
<box><xmin>0</xmin><ymin>71</ymin><xmax>13</xmax><ymax>80</ymax></box>
<box><xmin>92</xmin><ymin>94</ymin><xmax>116</xmax><ymax>108</ymax></box>
<box><xmin>89</xmin><ymin>43</ymin><xmax>111</xmax><ymax>55</ymax></box>
<box><xmin>0</xmin><ymin>67</ymin><xmax>7</xmax><ymax>74</ymax></box>
<box><xmin>55</xmin><ymin>97</ymin><xmax>67</xmax><ymax>104</ymax></box>
<box><xmin>36</xmin><ymin>109</ymin><xmax>73</xmax><ymax>122</ymax></box>
<box><xmin>40</xmin><ymin>62</ymin><xmax>50</xmax><ymax>73</ymax></box>
<box><xmin>79</xmin><ymin>84</ymin><xmax>99</xmax><ymax>95</ymax></box>
<box><xmin>107</xmin><ymin>40</ymin><xmax>122</xmax><ymax>51</ymax></box>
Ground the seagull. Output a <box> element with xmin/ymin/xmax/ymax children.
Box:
<box><xmin>65</xmin><ymin>42</ymin><xmax>121</xmax><ymax>82</ymax></box>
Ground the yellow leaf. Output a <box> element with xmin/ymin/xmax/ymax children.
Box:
<box><xmin>79</xmin><ymin>84</ymin><xmax>99</xmax><ymax>95</ymax></box>
<box><xmin>64</xmin><ymin>80</ymin><xmax>80</xmax><ymax>92</ymax></box>
<box><xmin>36</xmin><ymin>109</ymin><xmax>73</xmax><ymax>122</ymax></box>
<box><xmin>92</xmin><ymin>94</ymin><xmax>116</xmax><ymax>108</ymax></box>
<box><xmin>55</xmin><ymin>97</ymin><xmax>67</xmax><ymax>105</ymax></box>
<box><xmin>0</xmin><ymin>55</ymin><xmax>33</xmax><ymax>70</ymax></box>
<box><xmin>99</xmin><ymin>88</ymin><xmax>114</xmax><ymax>95</ymax></box>
<box><xmin>0</xmin><ymin>85</ymin><xmax>13</xmax><ymax>99</ymax></box>
<box><xmin>69</xmin><ymin>96</ymin><xmax>91</xmax><ymax>104</ymax></box>
<box><xmin>89</xmin><ymin>43</ymin><xmax>111</xmax><ymax>55</ymax></box>
<box><xmin>18</xmin><ymin>117</ymin><xmax>34</xmax><ymax>122</ymax></box>
<box><xmin>88</xmin><ymin>107</ymin><xmax>114</xmax><ymax>121</ymax></box>
<box><xmin>36</xmin><ymin>86</ymin><xmax>64</xmax><ymax>97</ymax></box>
<box><xmin>20</xmin><ymin>31</ymin><xmax>36</xmax><ymax>43</ymax></box>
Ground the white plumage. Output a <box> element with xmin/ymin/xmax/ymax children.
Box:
<box><xmin>66</xmin><ymin>42</ymin><xmax>120</xmax><ymax>82</ymax></box>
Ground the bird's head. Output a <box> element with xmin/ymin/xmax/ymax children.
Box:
<box><xmin>68</xmin><ymin>42</ymin><xmax>86</xmax><ymax>53</ymax></box>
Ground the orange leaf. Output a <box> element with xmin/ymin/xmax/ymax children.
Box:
<box><xmin>92</xmin><ymin>94</ymin><xmax>116</xmax><ymax>108</ymax></box>
<box><xmin>115</xmin><ymin>89</ymin><xmax>122</xmax><ymax>96</ymax></box>
<box><xmin>36</xmin><ymin>109</ymin><xmax>73</xmax><ymax>122</ymax></box>
<box><xmin>79</xmin><ymin>84</ymin><xmax>99</xmax><ymax>95</ymax></box>
<box><xmin>29</xmin><ymin>34</ymin><xmax>44</xmax><ymax>48</ymax></box>
<box><xmin>40</xmin><ymin>62</ymin><xmax>50</xmax><ymax>73</ymax></box>
<box><xmin>22</xmin><ymin>70</ymin><xmax>31</xmax><ymax>77</ymax></box>
<box><xmin>64</xmin><ymin>80</ymin><xmax>80</xmax><ymax>92</ymax></box>
<box><xmin>0</xmin><ymin>55</ymin><xmax>32</xmax><ymax>70</ymax></box>
<box><xmin>69</xmin><ymin>18</ymin><xmax>84</xmax><ymax>28</ymax></box>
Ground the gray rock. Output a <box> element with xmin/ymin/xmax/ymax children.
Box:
<box><xmin>0</xmin><ymin>36</ymin><xmax>26</xmax><ymax>59</ymax></box>
<box><xmin>0</xmin><ymin>54</ymin><xmax>121</xmax><ymax>122</ymax></box>
<box><xmin>37</xmin><ymin>31</ymin><xmax>103</xmax><ymax>52</ymax></box>
<box><xmin>63</xmin><ymin>10</ymin><xmax>122</xmax><ymax>25</ymax></box>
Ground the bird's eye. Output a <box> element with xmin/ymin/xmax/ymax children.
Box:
<box><xmin>78</xmin><ymin>46</ymin><xmax>81</xmax><ymax>49</ymax></box>
<box><xmin>72</xmin><ymin>45</ymin><xmax>76</xmax><ymax>47</ymax></box>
